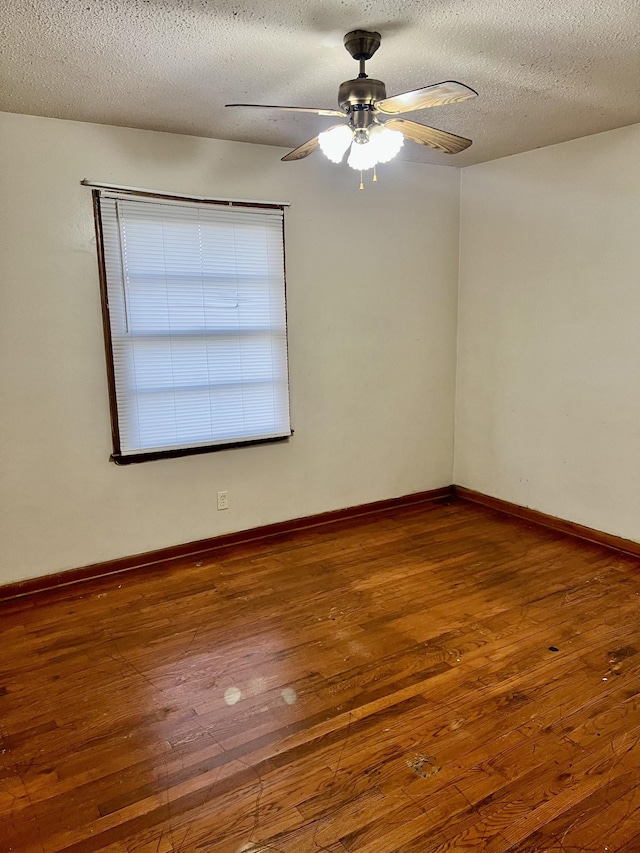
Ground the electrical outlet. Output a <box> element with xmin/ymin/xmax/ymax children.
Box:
<box><xmin>217</xmin><ymin>490</ymin><xmax>229</xmax><ymax>511</ymax></box>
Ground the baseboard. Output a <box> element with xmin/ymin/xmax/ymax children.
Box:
<box><xmin>0</xmin><ymin>485</ymin><xmax>455</xmax><ymax>602</ymax></box>
<box><xmin>6</xmin><ymin>484</ymin><xmax>635</xmax><ymax>603</ymax></box>
<box><xmin>454</xmin><ymin>486</ymin><xmax>640</xmax><ymax>559</ymax></box>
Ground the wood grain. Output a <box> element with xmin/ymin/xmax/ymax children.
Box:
<box><xmin>455</xmin><ymin>485</ymin><xmax>640</xmax><ymax>558</ymax></box>
<box><xmin>0</xmin><ymin>486</ymin><xmax>453</xmax><ymax>602</ymax></box>
<box><xmin>1</xmin><ymin>498</ymin><xmax>640</xmax><ymax>851</ymax></box>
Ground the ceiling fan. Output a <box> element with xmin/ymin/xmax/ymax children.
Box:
<box><xmin>226</xmin><ymin>30</ymin><xmax>477</xmax><ymax>177</ymax></box>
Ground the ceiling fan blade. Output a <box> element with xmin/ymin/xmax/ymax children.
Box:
<box><xmin>226</xmin><ymin>103</ymin><xmax>345</xmax><ymax>117</ymax></box>
<box><xmin>385</xmin><ymin>118</ymin><xmax>472</xmax><ymax>154</ymax></box>
<box><xmin>376</xmin><ymin>81</ymin><xmax>477</xmax><ymax>115</ymax></box>
<box><xmin>281</xmin><ymin>135</ymin><xmax>322</xmax><ymax>162</ymax></box>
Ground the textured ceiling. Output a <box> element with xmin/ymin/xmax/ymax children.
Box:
<box><xmin>1</xmin><ymin>0</ymin><xmax>639</xmax><ymax>167</ymax></box>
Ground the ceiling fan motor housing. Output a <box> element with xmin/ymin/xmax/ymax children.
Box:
<box><xmin>338</xmin><ymin>78</ymin><xmax>387</xmax><ymax>122</ymax></box>
<box><xmin>340</xmin><ymin>30</ymin><xmax>385</xmax><ymax>126</ymax></box>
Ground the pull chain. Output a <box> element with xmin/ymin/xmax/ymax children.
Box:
<box><xmin>359</xmin><ymin>170</ymin><xmax>364</xmax><ymax>191</ymax></box>
<box><xmin>373</xmin><ymin>165</ymin><xmax>378</xmax><ymax>183</ymax></box>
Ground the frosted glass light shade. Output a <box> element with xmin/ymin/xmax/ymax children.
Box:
<box><xmin>346</xmin><ymin>125</ymin><xmax>404</xmax><ymax>171</ymax></box>
<box><xmin>347</xmin><ymin>139</ymin><xmax>378</xmax><ymax>171</ymax></box>
<box><xmin>368</xmin><ymin>125</ymin><xmax>404</xmax><ymax>163</ymax></box>
<box><xmin>318</xmin><ymin>125</ymin><xmax>353</xmax><ymax>163</ymax></box>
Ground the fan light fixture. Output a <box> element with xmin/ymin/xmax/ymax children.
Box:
<box><xmin>226</xmin><ymin>29</ymin><xmax>478</xmax><ymax>188</ymax></box>
<box><xmin>319</xmin><ymin>124</ymin><xmax>404</xmax><ymax>170</ymax></box>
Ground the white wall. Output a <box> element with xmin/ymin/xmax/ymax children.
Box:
<box><xmin>456</xmin><ymin>123</ymin><xmax>640</xmax><ymax>543</ymax></box>
<box><xmin>0</xmin><ymin>112</ymin><xmax>460</xmax><ymax>584</ymax></box>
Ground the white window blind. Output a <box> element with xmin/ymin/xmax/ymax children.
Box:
<box><xmin>96</xmin><ymin>193</ymin><xmax>291</xmax><ymax>461</ymax></box>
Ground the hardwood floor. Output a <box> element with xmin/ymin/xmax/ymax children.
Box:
<box><xmin>2</xmin><ymin>497</ymin><xmax>640</xmax><ymax>852</ymax></box>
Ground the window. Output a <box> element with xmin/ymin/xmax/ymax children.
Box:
<box><xmin>93</xmin><ymin>189</ymin><xmax>291</xmax><ymax>463</ymax></box>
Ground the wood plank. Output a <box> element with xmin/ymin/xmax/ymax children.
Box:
<box><xmin>0</xmin><ymin>487</ymin><xmax>454</xmax><ymax>601</ymax></box>
<box><xmin>1</xmin><ymin>500</ymin><xmax>639</xmax><ymax>851</ymax></box>
<box><xmin>455</xmin><ymin>485</ymin><xmax>640</xmax><ymax>558</ymax></box>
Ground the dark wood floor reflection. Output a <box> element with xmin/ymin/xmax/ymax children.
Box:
<box><xmin>2</xmin><ymin>498</ymin><xmax>640</xmax><ymax>852</ymax></box>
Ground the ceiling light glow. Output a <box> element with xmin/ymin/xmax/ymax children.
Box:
<box><xmin>318</xmin><ymin>125</ymin><xmax>353</xmax><ymax>163</ymax></box>
<box><xmin>346</xmin><ymin>125</ymin><xmax>404</xmax><ymax>171</ymax></box>
<box><xmin>369</xmin><ymin>125</ymin><xmax>404</xmax><ymax>163</ymax></box>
